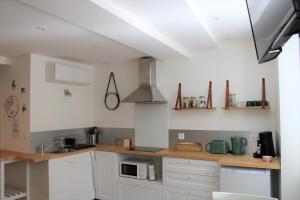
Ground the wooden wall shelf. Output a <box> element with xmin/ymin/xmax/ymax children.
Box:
<box><xmin>222</xmin><ymin>106</ymin><xmax>270</xmax><ymax>110</ymax></box>
<box><xmin>172</xmin><ymin>107</ymin><xmax>216</xmax><ymax>111</ymax></box>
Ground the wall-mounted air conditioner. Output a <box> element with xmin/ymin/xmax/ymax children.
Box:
<box><xmin>46</xmin><ymin>62</ymin><xmax>91</xmax><ymax>85</ymax></box>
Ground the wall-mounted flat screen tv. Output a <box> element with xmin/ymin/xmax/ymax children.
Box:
<box><xmin>246</xmin><ymin>0</ymin><xmax>300</xmax><ymax>63</ymax></box>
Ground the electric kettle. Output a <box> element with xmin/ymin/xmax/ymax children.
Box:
<box><xmin>231</xmin><ymin>136</ymin><xmax>247</xmax><ymax>155</ymax></box>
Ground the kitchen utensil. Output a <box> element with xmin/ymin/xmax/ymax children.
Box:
<box><xmin>262</xmin><ymin>155</ymin><xmax>273</xmax><ymax>162</ymax></box>
<box><xmin>231</xmin><ymin>136</ymin><xmax>247</xmax><ymax>155</ymax></box>
<box><xmin>259</xmin><ymin>131</ymin><xmax>275</xmax><ymax>157</ymax></box>
<box><xmin>205</xmin><ymin>140</ymin><xmax>229</xmax><ymax>154</ymax></box>
<box><xmin>175</xmin><ymin>142</ymin><xmax>202</xmax><ymax>152</ymax></box>
<box><xmin>88</xmin><ymin>127</ymin><xmax>100</xmax><ymax>146</ymax></box>
<box><xmin>104</xmin><ymin>72</ymin><xmax>120</xmax><ymax>110</ymax></box>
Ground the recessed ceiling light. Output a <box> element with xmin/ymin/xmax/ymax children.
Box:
<box><xmin>36</xmin><ymin>26</ymin><xmax>47</xmax><ymax>31</ymax></box>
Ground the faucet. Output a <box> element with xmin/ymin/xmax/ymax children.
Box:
<box><xmin>40</xmin><ymin>137</ymin><xmax>65</xmax><ymax>155</ymax></box>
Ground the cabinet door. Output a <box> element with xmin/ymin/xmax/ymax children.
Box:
<box><xmin>164</xmin><ymin>186</ymin><xmax>212</xmax><ymax>200</ymax></box>
<box><xmin>117</xmin><ymin>178</ymin><xmax>163</xmax><ymax>200</ymax></box>
<box><xmin>95</xmin><ymin>151</ymin><xmax>117</xmax><ymax>200</ymax></box>
<box><xmin>49</xmin><ymin>152</ymin><xmax>95</xmax><ymax>200</ymax></box>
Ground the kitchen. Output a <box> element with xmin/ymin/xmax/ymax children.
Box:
<box><xmin>0</xmin><ymin>0</ymin><xmax>299</xmax><ymax>200</ymax></box>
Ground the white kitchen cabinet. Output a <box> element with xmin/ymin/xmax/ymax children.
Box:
<box><xmin>117</xmin><ymin>177</ymin><xmax>163</xmax><ymax>200</ymax></box>
<box><xmin>163</xmin><ymin>157</ymin><xmax>220</xmax><ymax>200</ymax></box>
<box><xmin>95</xmin><ymin>151</ymin><xmax>117</xmax><ymax>200</ymax></box>
<box><xmin>164</xmin><ymin>186</ymin><xmax>212</xmax><ymax>200</ymax></box>
<box><xmin>48</xmin><ymin>152</ymin><xmax>95</xmax><ymax>200</ymax></box>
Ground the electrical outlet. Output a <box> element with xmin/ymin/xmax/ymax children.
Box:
<box><xmin>178</xmin><ymin>133</ymin><xmax>185</xmax><ymax>140</ymax></box>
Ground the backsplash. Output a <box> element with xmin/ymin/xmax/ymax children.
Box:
<box><xmin>30</xmin><ymin>127</ymin><xmax>92</xmax><ymax>153</ymax></box>
<box><xmin>30</xmin><ymin>127</ymin><xmax>135</xmax><ymax>152</ymax></box>
<box><xmin>169</xmin><ymin>129</ymin><xmax>262</xmax><ymax>154</ymax></box>
<box><xmin>99</xmin><ymin>128</ymin><xmax>135</xmax><ymax>146</ymax></box>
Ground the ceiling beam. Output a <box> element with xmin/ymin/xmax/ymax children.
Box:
<box><xmin>185</xmin><ymin>0</ymin><xmax>220</xmax><ymax>48</ymax></box>
<box><xmin>89</xmin><ymin>0</ymin><xmax>192</xmax><ymax>58</ymax></box>
<box><xmin>20</xmin><ymin>0</ymin><xmax>191</xmax><ymax>60</ymax></box>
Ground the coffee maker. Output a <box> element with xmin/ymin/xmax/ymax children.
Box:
<box><xmin>253</xmin><ymin>131</ymin><xmax>275</xmax><ymax>158</ymax></box>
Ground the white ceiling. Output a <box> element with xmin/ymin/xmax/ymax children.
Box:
<box><xmin>0</xmin><ymin>0</ymin><xmax>252</xmax><ymax>64</ymax></box>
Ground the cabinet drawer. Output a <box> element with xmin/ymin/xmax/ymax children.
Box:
<box><xmin>164</xmin><ymin>186</ymin><xmax>212</xmax><ymax>200</ymax></box>
<box><xmin>164</xmin><ymin>171</ymin><xmax>219</xmax><ymax>191</ymax></box>
<box><xmin>163</xmin><ymin>158</ymin><xmax>219</xmax><ymax>176</ymax></box>
<box><xmin>117</xmin><ymin>177</ymin><xmax>163</xmax><ymax>200</ymax></box>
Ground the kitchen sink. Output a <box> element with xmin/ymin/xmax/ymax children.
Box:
<box><xmin>49</xmin><ymin>148</ymin><xmax>77</xmax><ymax>154</ymax></box>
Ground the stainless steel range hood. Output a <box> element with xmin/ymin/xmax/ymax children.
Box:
<box><xmin>122</xmin><ymin>57</ymin><xmax>167</xmax><ymax>104</ymax></box>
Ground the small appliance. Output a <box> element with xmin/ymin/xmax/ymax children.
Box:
<box><xmin>231</xmin><ymin>136</ymin><xmax>247</xmax><ymax>155</ymax></box>
<box><xmin>254</xmin><ymin>132</ymin><xmax>275</xmax><ymax>158</ymax></box>
<box><xmin>120</xmin><ymin>159</ymin><xmax>150</xmax><ymax>180</ymax></box>
<box><xmin>205</xmin><ymin>140</ymin><xmax>229</xmax><ymax>154</ymax></box>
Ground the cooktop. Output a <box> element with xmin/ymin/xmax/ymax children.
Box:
<box><xmin>130</xmin><ymin>146</ymin><xmax>163</xmax><ymax>152</ymax></box>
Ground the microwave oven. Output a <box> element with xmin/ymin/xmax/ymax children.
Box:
<box><xmin>120</xmin><ymin>159</ymin><xmax>150</xmax><ymax>180</ymax></box>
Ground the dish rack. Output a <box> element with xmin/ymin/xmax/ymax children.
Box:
<box><xmin>4</xmin><ymin>187</ymin><xmax>26</xmax><ymax>200</ymax></box>
<box><xmin>1</xmin><ymin>160</ymin><xmax>29</xmax><ymax>200</ymax></box>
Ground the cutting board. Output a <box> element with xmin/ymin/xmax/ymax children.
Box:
<box><xmin>175</xmin><ymin>142</ymin><xmax>202</xmax><ymax>152</ymax></box>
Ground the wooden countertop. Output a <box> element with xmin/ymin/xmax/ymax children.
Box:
<box><xmin>0</xmin><ymin>145</ymin><xmax>280</xmax><ymax>170</ymax></box>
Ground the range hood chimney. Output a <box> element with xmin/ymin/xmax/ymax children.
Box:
<box><xmin>122</xmin><ymin>57</ymin><xmax>167</xmax><ymax>104</ymax></box>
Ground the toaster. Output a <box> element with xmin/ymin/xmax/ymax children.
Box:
<box><xmin>205</xmin><ymin>140</ymin><xmax>229</xmax><ymax>154</ymax></box>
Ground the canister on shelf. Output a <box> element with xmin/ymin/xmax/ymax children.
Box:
<box><xmin>228</xmin><ymin>93</ymin><xmax>237</xmax><ymax>107</ymax></box>
<box><xmin>197</xmin><ymin>96</ymin><xmax>206</xmax><ymax>108</ymax></box>
<box><xmin>182</xmin><ymin>97</ymin><xmax>189</xmax><ymax>109</ymax></box>
<box><xmin>123</xmin><ymin>137</ymin><xmax>131</xmax><ymax>149</ymax></box>
<box><xmin>190</xmin><ymin>97</ymin><xmax>197</xmax><ymax>108</ymax></box>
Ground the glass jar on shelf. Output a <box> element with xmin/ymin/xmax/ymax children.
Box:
<box><xmin>190</xmin><ymin>97</ymin><xmax>197</xmax><ymax>108</ymax></box>
<box><xmin>228</xmin><ymin>93</ymin><xmax>237</xmax><ymax>107</ymax></box>
<box><xmin>197</xmin><ymin>96</ymin><xmax>206</xmax><ymax>108</ymax></box>
<box><xmin>182</xmin><ymin>97</ymin><xmax>190</xmax><ymax>109</ymax></box>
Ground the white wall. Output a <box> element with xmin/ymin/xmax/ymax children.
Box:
<box><xmin>94</xmin><ymin>41</ymin><xmax>278</xmax><ymax>132</ymax></box>
<box><xmin>278</xmin><ymin>35</ymin><xmax>300</xmax><ymax>200</ymax></box>
<box><xmin>30</xmin><ymin>54</ymin><xmax>94</xmax><ymax>132</ymax></box>
<box><xmin>93</xmin><ymin>61</ymin><xmax>138</xmax><ymax>128</ymax></box>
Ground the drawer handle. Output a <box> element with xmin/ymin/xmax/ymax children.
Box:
<box><xmin>187</xmin><ymin>161</ymin><xmax>191</xmax><ymax>165</ymax></box>
<box><xmin>187</xmin><ymin>176</ymin><xmax>191</xmax><ymax>180</ymax></box>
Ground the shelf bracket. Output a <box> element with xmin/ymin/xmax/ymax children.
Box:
<box><xmin>174</xmin><ymin>83</ymin><xmax>182</xmax><ymax>110</ymax></box>
<box><xmin>206</xmin><ymin>81</ymin><xmax>213</xmax><ymax>108</ymax></box>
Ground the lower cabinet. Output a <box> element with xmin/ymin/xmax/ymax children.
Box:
<box><xmin>163</xmin><ymin>157</ymin><xmax>220</xmax><ymax>200</ymax></box>
<box><xmin>163</xmin><ymin>186</ymin><xmax>212</xmax><ymax>200</ymax></box>
<box><xmin>95</xmin><ymin>151</ymin><xmax>117</xmax><ymax>200</ymax></box>
<box><xmin>117</xmin><ymin>177</ymin><xmax>163</xmax><ymax>200</ymax></box>
<box><xmin>48</xmin><ymin>152</ymin><xmax>95</xmax><ymax>200</ymax></box>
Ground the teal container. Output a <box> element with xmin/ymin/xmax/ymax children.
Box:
<box><xmin>205</xmin><ymin>140</ymin><xmax>229</xmax><ymax>154</ymax></box>
<box><xmin>231</xmin><ymin>136</ymin><xmax>247</xmax><ymax>155</ymax></box>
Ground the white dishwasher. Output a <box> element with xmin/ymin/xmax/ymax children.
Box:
<box><xmin>220</xmin><ymin>167</ymin><xmax>271</xmax><ymax>197</ymax></box>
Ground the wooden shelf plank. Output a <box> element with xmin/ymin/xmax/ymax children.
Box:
<box><xmin>222</xmin><ymin>106</ymin><xmax>270</xmax><ymax>110</ymax></box>
<box><xmin>172</xmin><ymin>107</ymin><xmax>216</xmax><ymax>110</ymax></box>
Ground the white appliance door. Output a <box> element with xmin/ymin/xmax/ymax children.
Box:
<box><xmin>220</xmin><ymin>167</ymin><xmax>271</xmax><ymax>197</ymax></box>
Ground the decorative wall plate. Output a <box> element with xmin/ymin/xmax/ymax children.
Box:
<box><xmin>4</xmin><ymin>95</ymin><xmax>19</xmax><ymax>118</ymax></box>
